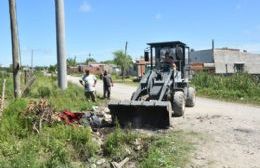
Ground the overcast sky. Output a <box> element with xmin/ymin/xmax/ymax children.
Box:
<box><xmin>0</xmin><ymin>0</ymin><xmax>259</xmax><ymax>66</ymax></box>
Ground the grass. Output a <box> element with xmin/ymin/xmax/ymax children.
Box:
<box><xmin>111</xmin><ymin>74</ymin><xmax>139</xmax><ymax>87</ymax></box>
<box><xmin>28</xmin><ymin>73</ymin><xmax>98</xmax><ymax>111</ymax></box>
<box><xmin>0</xmin><ymin>102</ymin><xmax>99</xmax><ymax>167</ymax></box>
<box><xmin>0</xmin><ymin>72</ymin><xmax>100</xmax><ymax>167</ymax></box>
<box><xmin>103</xmin><ymin>125</ymin><xmax>139</xmax><ymax>161</ymax></box>
<box><xmin>191</xmin><ymin>72</ymin><xmax>260</xmax><ymax>105</ymax></box>
<box><xmin>103</xmin><ymin>126</ymin><xmax>195</xmax><ymax>167</ymax></box>
<box><xmin>139</xmin><ymin>131</ymin><xmax>194</xmax><ymax>168</ymax></box>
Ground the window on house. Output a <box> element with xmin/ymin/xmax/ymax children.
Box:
<box><xmin>234</xmin><ymin>63</ymin><xmax>245</xmax><ymax>73</ymax></box>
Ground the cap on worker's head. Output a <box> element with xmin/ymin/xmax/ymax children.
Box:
<box><xmin>104</xmin><ymin>70</ymin><xmax>107</xmax><ymax>75</ymax></box>
<box><xmin>85</xmin><ymin>69</ymin><xmax>90</xmax><ymax>74</ymax></box>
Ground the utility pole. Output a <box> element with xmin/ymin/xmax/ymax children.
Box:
<box><xmin>8</xmin><ymin>0</ymin><xmax>21</xmax><ymax>98</ymax></box>
<box><xmin>55</xmin><ymin>0</ymin><xmax>67</xmax><ymax>90</ymax></box>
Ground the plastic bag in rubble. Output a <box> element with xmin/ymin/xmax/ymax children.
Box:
<box><xmin>79</xmin><ymin>113</ymin><xmax>91</xmax><ymax>127</ymax></box>
<box><xmin>89</xmin><ymin>114</ymin><xmax>102</xmax><ymax>128</ymax></box>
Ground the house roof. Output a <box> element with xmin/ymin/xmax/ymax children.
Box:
<box><xmin>147</xmin><ymin>41</ymin><xmax>187</xmax><ymax>47</ymax></box>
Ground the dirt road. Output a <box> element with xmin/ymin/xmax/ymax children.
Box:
<box><xmin>68</xmin><ymin>75</ymin><xmax>260</xmax><ymax>168</ymax></box>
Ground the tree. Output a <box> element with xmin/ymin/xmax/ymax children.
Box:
<box><xmin>113</xmin><ymin>50</ymin><xmax>133</xmax><ymax>79</ymax></box>
<box><xmin>100</xmin><ymin>60</ymin><xmax>115</xmax><ymax>64</ymax></box>
<box><xmin>66</xmin><ymin>56</ymin><xmax>77</xmax><ymax>66</ymax></box>
<box><xmin>48</xmin><ymin>65</ymin><xmax>57</xmax><ymax>73</ymax></box>
<box><xmin>85</xmin><ymin>58</ymin><xmax>96</xmax><ymax>65</ymax></box>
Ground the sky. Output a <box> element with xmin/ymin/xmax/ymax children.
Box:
<box><xmin>0</xmin><ymin>0</ymin><xmax>260</xmax><ymax>66</ymax></box>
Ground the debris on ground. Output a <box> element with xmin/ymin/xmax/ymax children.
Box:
<box><xmin>58</xmin><ymin>105</ymin><xmax>113</xmax><ymax>130</ymax></box>
<box><xmin>96</xmin><ymin>158</ymin><xmax>106</xmax><ymax>165</ymax></box>
<box><xmin>58</xmin><ymin>110</ymin><xmax>104</xmax><ymax>129</ymax></box>
<box><xmin>111</xmin><ymin>157</ymin><xmax>130</xmax><ymax>168</ymax></box>
<box><xmin>25</xmin><ymin>99</ymin><xmax>57</xmax><ymax>133</ymax></box>
<box><xmin>58</xmin><ymin>110</ymin><xmax>85</xmax><ymax>125</ymax></box>
<box><xmin>133</xmin><ymin>138</ymin><xmax>143</xmax><ymax>151</ymax></box>
<box><xmin>25</xmin><ymin>99</ymin><xmax>113</xmax><ymax>133</ymax></box>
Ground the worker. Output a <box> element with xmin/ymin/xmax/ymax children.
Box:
<box><xmin>172</xmin><ymin>63</ymin><xmax>177</xmax><ymax>71</ymax></box>
<box><xmin>102</xmin><ymin>70</ymin><xmax>113</xmax><ymax>99</ymax></box>
<box><xmin>164</xmin><ymin>52</ymin><xmax>176</xmax><ymax>69</ymax></box>
<box><xmin>80</xmin><ymin>69</ymin><xmax>97</xmax><ymax>102</ymax></box>
<box><xmin>164</xmin><ymin>52</ymin><xmax>174</xmax><ymax>64</ymax></box>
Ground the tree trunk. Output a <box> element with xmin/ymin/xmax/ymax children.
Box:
<box><xmin>121</xmin><ymin>67</ymin><xmax>125</xmax><ymax>80</ymax></box>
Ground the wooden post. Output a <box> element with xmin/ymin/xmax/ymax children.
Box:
<box><xmin>0</xmin><ymin>79</ymin><xmax>6</xmax><ymax>113</ymax></box>
<box><xmin>9</xmin><ymin>0</ymin><xmax>21</xmax><ymax>98</ymax></box>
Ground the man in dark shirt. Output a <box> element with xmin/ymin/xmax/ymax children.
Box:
<box><xmin>102</xmin><ymin>70</ymin><xmax>113</xmax><ymax>99</ymax></box>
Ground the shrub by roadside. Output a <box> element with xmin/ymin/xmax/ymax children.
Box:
<box><xmin>191</xmin><ymin>72</ymin><xmax>260</xmax><ymax>104</ymax></box>
<box><xmin>0</xmin><ymin>74</ymin><xmax>100</xmax><ymax>167</ymax></box>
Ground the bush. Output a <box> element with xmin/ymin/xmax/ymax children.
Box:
<box><xmin>191</xmin><ymin>72</ymin><xmax>260</xmax><ymax>103</ymax></box>
<box><xmin>37</xmin><ymin>86</ymin><xmax>51</xmax><ymax>98</ymax></box>
<box><xmin>0</xmin><ymin>99</ymin><xmax>99</xmax><ymax>167</ymax></box>
<box><xmin>0</xmin><ymin>75</ymin><xmax>100</xmax><ymax>167</ymax></box>
<box><xmin>103</xmin><ymin>126</ymin><xmax>138</xmax><ymax>160</ymax></box>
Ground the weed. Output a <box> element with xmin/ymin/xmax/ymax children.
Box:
<box><xmin>139</xmin><ymin>131</ymin><xmax>194</xmax><ymax>168</ymax></box>
<box><xmin>0</xmin><ymin>74</ymin><xmax>100</xmax><ymax>167</ymax></box>
<box><xmin>37</xmin><ymin>86</ymin><xmax>51</xmax><ymax>98</ymax></box>
<box><xmin>191</xmin><ymin>72</ymin><xmax>260</xmax><ymax>104</ymax></box>
<box><xmin>103</xmin><ymin>126</ymin><xmax>138</xmax><ymax>160</ymax></box>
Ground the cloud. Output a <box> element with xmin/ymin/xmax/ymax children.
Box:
<box><xmin>155</xmin><ymin>13</ymin><xmax>162</xmax><ymax>20</ymax></box>
<box><xmin>79</xmin><ymin>1</ymin><xmax>91</xmax><ymax>13</ymax></box>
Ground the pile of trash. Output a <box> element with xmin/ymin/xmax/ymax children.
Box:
<box><xmin>25</xmin><ymin>100</ymin><xmax>150</xmax><ymax>168</ymax></box>
<box><xmin>25</xmin><ymin>99</ymin><xmax>113</xmax><ymax>132</ymax></box>
<box><xmin>58</xmin><ymin>105</ymin><xmax>113</xmax><ymax>130</ymax></box>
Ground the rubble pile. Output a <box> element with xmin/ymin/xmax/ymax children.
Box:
<box><xmin>25</xmin><ymin>99</ymin><xmax>57</xmax><ymax>133</ymax></box>
<box><xmin>25</xmin><ymin>99</ymin><xmax>113</xmax><ymax>133</ymax></box>
<box><xmin>23</xmin><ymin>100</ymin><xmax>150</xmax><ymax>167</ymax></box>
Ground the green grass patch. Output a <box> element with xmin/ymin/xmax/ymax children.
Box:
<box><xmin>0</xmin><ymin>72</ymin><xmax>100</xmax><ymax>167</ymax></box>
<box><xmin>28</xmin><ymin>74</ymin><xmax>97</xmax><ymax>111</ymax></box>
<box><xmin>139</xmin><ymin>131</ymin><xmax>194</xmax><ymax>168</ymax></box>
<box><xmin>103</xmin><ymin>126</ymin><xmax>195</xmax><ymax>167</ymax></box>
<box><xmin>0</xmin><ymin>101</ymin><xmax>99</xmax><ymax>167</ymax></box>
<box><xmin>191</xmin><ymin>72</ymin><xmax>260</xmax><ymax>104</ymax></box>
<box><xmin>103</xmin><ymin>126</ymin><xmax>139</xmax><ymax>161</ymax></box>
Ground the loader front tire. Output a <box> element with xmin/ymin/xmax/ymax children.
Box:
<box><xmin>186</xmin><ymin>87</ymin><xmax>196</xmax><ymax>107</ymax></box>
<box><xmin>172</xmin><ymin>91</ymin><xmax>185</xmax><ymax>117</ymax></box>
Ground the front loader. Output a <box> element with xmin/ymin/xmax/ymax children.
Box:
<box><xmin>108</xmin><ymin>41</ymin><xmax>196</xmax><ymax>128</ymax></box>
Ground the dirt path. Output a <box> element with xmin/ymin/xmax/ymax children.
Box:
<box><xmin>68</xmin><ymin>75</ymin><xmax>260</xmax><ymax>168</ymax></box>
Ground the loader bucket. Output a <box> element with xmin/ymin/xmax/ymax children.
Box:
<box><xmin>108</xmin><ymin>100</ymin><xmax>172</xmax><ymax>129</ymax></box>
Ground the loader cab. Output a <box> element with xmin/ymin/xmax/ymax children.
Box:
<box><xmin>145</xmin><ymin>41</ymin><xmax>190</xmax><ymax>79</ymax></box>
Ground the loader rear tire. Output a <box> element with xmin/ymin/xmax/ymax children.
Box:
<box><xmin>172</xmin><ymin>91</ymin><xmax>185</xmax><ymax>117</ymax></box>
<box><xmin>186</xmin><ymin>87</ymin><xmax>196</xmax><ymax>107</ymax></box>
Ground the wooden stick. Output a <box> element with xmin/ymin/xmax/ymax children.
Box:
<box><xmin>0</xmin><ymin>79</ymin><xmax>6</xmax><ymax>114</ymax></box>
